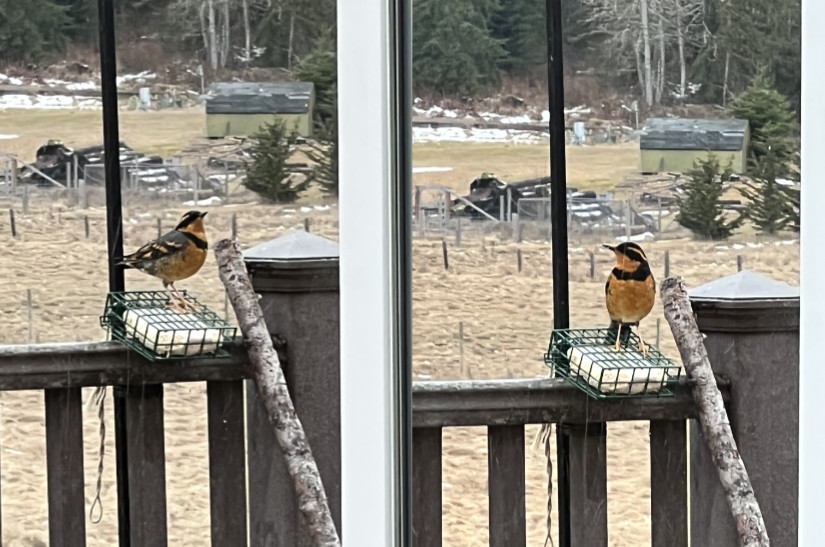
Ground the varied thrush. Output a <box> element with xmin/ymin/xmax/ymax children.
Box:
<box><xmin>117</xmin><ymin>210</ymin><xmax>209</xmax><ymax>313</ymax></box>
<box><xmin>603</xmin><ymin>241</ymin><xmax>655</xmax><ymax>355</ymax></box>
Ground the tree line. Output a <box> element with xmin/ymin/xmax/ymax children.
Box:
<box><xmin>0</xmin><ymin>0</ymin><xmax>335</xmax><ymax>73</ymax></box>
<box><xmin>0</xmin><ymin>0</ymin><xmax>800</xmax><ymax>113</ymax></box>
<box><xmin>413</xmin><ymin>0</ymin><xmax>800</xmax><ymax>112</ymax></box>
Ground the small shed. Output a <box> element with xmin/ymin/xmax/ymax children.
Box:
<box><xmin>205</xmin><ymin>81</ymin><xmax>315</xmax><ymax>138</ymax></box>
<box><xmin>639</xmin><ymin>118</ymin><xmax>750</xmax><ymax>174</ymax></box>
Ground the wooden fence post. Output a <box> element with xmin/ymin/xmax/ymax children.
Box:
<box><xmin>242</xmin><ymin>231</ymin><xmax>341</xmax><ymax>546</ymax></box>
<box><xmin>686</xmin><ymin>271</ymin><xmax>799</xmax><ymax>546</ymax></box>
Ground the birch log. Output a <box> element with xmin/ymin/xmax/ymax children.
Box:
<box><xmin>215</xmin><ymin>238</ymin><xmax>341</xmax><ymax>547</ymax></box>
<box><xmin>660</xmin><ymin>277</ymin><xmax>769</xmax><ymax>547</ymax></box>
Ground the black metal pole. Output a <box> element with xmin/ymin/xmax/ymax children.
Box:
<box><xmin>97</xmin><ymin>0</ymin><xmax>130</xmax><ymax>544</ymax></box>
<box><xmin>392</xmin><ymin>0</ymin><xmax>414</xmax><ymax>544</ymax></box>
<box><xmin>546</xmin><ymin>0</ymin><xmax>571</xmax><ymax>546</ymax></box>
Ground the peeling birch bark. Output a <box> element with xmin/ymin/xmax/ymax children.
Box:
<box><xmin>215</xmin><ymin>238</ymin><xmax>341</xmax><ymax>547</ymax></box>
<box><xmin>660</xmin><ymin>277</ymin><xmax>769</xmax><ymax>547</ymax></box>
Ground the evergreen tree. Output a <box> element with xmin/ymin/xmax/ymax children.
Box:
<box><xmin>739</xmin><ymin>143</ymin><xmax>795</xmax><ymax>234</ymax></box>
<box><xmin>295</xmin><ymin>32</ymin><xmax>337</xmax><ymax>125</ymax></box>
<box><xmin>492</xmin><ymin>0</ymin><xmax>546</xmax><ymax>74</ymax></box>
<box><xmin>676</xmin><ymin>155</ymin><xmax>743</xmax><ymax>240</ymax></box>
<box><xmin>244</xmin><ymin>120</ymin><xmax>308</xmax><ymax>203</ymax></box>
<box><xmin>778</xmin><ymin>184</ymin><xmax>800</xmax><ymax>233</ymax></box>
<box><xmin>731</xmin><ymin>67</ymin><xmax>796</xmax><ymax>170</ymax></box>
<box><xmin>305</xmin><ymin>115</ymin><xmax>338</xmax><ymax>196</ymax></box>
<box><xmin>413</xmin><ymin>0</ymin><xmax>505</xmax><ymax>94</ymax></box>
<box><xmin>55</xmin><ymin>0</ymin><xmax>97</xmax><ymax>43</ymax></box>
<box><xmin>0</xmin><ymin>0</ymin><xmax>69</xmax><ymax>62</ymax></box>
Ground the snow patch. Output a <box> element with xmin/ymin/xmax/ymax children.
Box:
<box><xmin>182</xmin><ymin>196</ymin><xmax>222</xmax><ymax>207</ymax></box>
<box><xmin>412</xmin><ymin>126</ymin><xmax>547</xmax><ymax>144</ymax></box>
<box><xmin>616</xmin><ymin>231</ymin><xmax>655</xmax><ymax>243</ymax></box>
<box><xmin>413</xmin><ymin>166</ymin><xmax>453</xmax><ymax>174</ymax></box>
<box><xmin>0</xmin><ymin>94</ymin><xmax>102</xmax><ymax>110</ymax></box>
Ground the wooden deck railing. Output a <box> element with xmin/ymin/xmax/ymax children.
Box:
<box><xmin>0</xmin><ymin>341</ymin><xmax>729</xmax><ymax>547</ymax></box>
<box><xmin>412</xmin><ymin>378</ymin><xmax>730</xmax><ymax>547</ymax></box>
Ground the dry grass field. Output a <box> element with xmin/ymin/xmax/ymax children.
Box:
<box><xmin>0</xmin><ymin>107</ymin><xmax>800</xmax><ymax>546</ymax></box>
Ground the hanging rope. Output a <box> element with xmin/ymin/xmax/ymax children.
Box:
<box><xmin>540</xmin><ymin>423</ymin><xmax>555</xmax><ymax>547</ymax></box>
<box><xmin>88</xmin><ymin>385</ymin><xmax>107</xmax><ymax>524</ymax></box>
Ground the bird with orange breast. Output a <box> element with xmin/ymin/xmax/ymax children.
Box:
<box><xmin>603</xmin><ymin>242</ymin><xmax>656</xmax><ymax>355</ymax></box>
<box><xmin>117</xmin><ymin>210</ymin><xmax>209</xmax><ymax>313</ymax></box>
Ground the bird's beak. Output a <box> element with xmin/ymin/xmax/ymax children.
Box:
<box><xmin>602</xmin><ymin>244</ymin><xmax>615</xmax><ymax>251</ymax></box>
<box><xmin>200</xmin><ymin>212</ymin><xmax>208</xmax><ymax>218</ymax></box>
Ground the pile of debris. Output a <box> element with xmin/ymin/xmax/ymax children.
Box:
<box><xmin>615</xmin><ymin>172</ymin><xmax>686</xmax><ymax>207</ymax></box>
<box><xmin>20</xmin><ymin>140</ymin><xmax>224</xmax><ymax>195</ymax></box>
<box><xmin>448</xmin><ymin>173</ymin><xmax>661</xmax><ymax>235</ymax></box>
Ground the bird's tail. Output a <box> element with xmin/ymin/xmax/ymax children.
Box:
<box><xmin>113</xmin><ymin>256</ymin><xmax>135</xmax><ymax>268</ymax></box>
<box><xmin>605</xmin><ymin>320</ymin><xmax>632</xmax><ymax>346</ymax></box>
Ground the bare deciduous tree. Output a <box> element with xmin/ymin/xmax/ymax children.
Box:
<box><xmin>580</xmin><ymin>0</ymin><xmax>705</xmax><ymax>106</ymax></box>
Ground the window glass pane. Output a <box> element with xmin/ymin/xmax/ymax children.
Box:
<box><xmin>0</xmin><ymin>2</ymin><xmax>340</xmax><ymax>544</ymax></box>
<box><xmin>411</xmin><ymin>0</ymin><xmax>799</xmax><ymax>544</ymax></box>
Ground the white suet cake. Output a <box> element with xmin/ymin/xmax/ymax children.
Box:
<box><xmin>124</xmin><ymin>308</ymin><xmax>226</xmax><ymax>358</ymax></box>
<box><xmin>566</xmin><ymin>344</ymin><xmax>668</xmax><ymax>395</ymax></box>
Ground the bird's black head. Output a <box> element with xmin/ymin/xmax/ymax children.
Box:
<box><xmin>176</xmin><ymin>210</ymin><xmax>207</xmax><ymax>230</ymax></box>
<box><xmin>603</xmin><ymin>241</ymin><xmax>648</xmax><ymax>264</ymax></box>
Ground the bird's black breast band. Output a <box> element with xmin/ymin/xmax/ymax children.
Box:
<box><xmin>610</xmin><ymin>266</ymin><xmax>651</xmax><ymax>282</ymax></box>
<box><xmin>181</xmin><ymin>231</ymin><xmax>208</xmax><ymax>250</ymax></box>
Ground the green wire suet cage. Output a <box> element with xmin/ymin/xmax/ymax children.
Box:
<box><xmin>544</xmin><ymin>328</ymin><xmax>681</xmax><ymax>399</ymax></box>
<box><xmin>100</xmin><ymin>290</ymin><xmax>237</xmax><ymax>361</ymax></box>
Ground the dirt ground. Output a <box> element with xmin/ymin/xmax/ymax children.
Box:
<box><xmin>0</xmin><ymin>195</ymin><xmax>798</xmax><ymax>546</ymax></box>
<box><xmin>0</xmin><ymin>118</ymin><xmax>801</xmax><ymax>546</ymax></box>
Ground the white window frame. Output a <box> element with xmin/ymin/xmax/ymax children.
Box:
<box><xmin>801</xmin><ymin>0</ymin><xmax>822</xmax><ymax>542</ymax></box>
<box><xmin>338</xmin><ymin>0</ymin><xmax>410</xmax><ymax>544</ymax></box>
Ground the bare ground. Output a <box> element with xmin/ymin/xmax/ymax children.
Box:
<box><xmin>0</xmin><ymin>195</ymin><xmax>798</xmax><ymax>546</ymax></box>
<box><xmin>0</xmin><ymin>114</ymin><xmax>800</xmax><ymax>545</ymax></box>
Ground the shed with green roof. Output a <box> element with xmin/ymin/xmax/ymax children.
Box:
<box><xmin>205</xmin><ymin>81</ymin><xmax>315</xmax><ymax>138</ymax></box>
<box><xmin>640</xmin><ymin>118</ymin><xmax>750</xmax><ymax>174</ymax></box>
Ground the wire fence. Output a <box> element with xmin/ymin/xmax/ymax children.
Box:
<box><xmin>414</xmin><ymin>194</ymin><xmax>680</xmax><ymax>245</ymax></box>
<box><xmin>0</xmin><ymin>159</ymin><xmax>247</xmax><ymax>211</ymax></box>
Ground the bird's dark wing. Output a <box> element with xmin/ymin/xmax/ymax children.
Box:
<box><xmin>120</xmin><ymin>230</ymin><xmax>189</xmax><ymax>266</ymax></box>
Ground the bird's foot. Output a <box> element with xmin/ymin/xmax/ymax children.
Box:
<box><xmin>612</xmin><ymin>341</ymin><xmax>624</xmax><ymax>352</ymax></box>
<box><xmin>638</xmin><ymin>339</ymin><xmax>648</xmax><ymax>356</ymax></box>
<box><xmin>165</xmin><ymin>298</ymin><xmax>191</xmax><ymax>314</ymax></box>
<box><xmin>179</xmin><ymin>297</ymin><xmax>202</xmax><ymax>312</ymax></box>
<box><xmin>165</xmin><ymin>295</ymin><xmax>201</xmax><ymax>314</ymax></box>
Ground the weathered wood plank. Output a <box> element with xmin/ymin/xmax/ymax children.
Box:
<box><xmin>45</xmin><ymin>388</ymin><xmax>86</xmax><ymax>547</ymax></box>
<box><xmin>661</xmin><ymin>277</ymin><xmax>769</xmax><ymax>546</ymax></box>
<box><xmin>650</xmin><ymin>420</ymin><xmax>688</xmax><ymax>547</ymax></box>
<box><xmin>0</xmin><ymin>344</ymin><xmax>724</xmax><ymax>429</ymax></box>
<box><xmin>412</xmin><ymin>427</ymin><xmax>442</xmax><ymax>547</ymax></box>
<box><xmin>487</xmin><ymin>425</ymin><xmax>526</xmax><ymax>547</ymax></box>
<box><xmin>565</xmin><ymin>423</ymin><xmax>608</xmax><ymax>547</ymax></box>
<box><xmin>0</xmin><ymin>341</ymin><xmax>249</xmax><ymax>390</ymax></box>
<box><xmin>247</xmin><ymin>378</ymin><xmax>289</xmax><ymax>547</ymax></box>
<box><xmin>126</xmin><ymin>384</ymin><xmax>168</xmax><ymax>546</ymax></box>
<box><xmin>414</xmin><ymin>378</ymin><xmax>729</xmax><ymax>427</ymax></box>
<box><xmin>216</xmin><ymin>237</ymin><xmax>339</xmax><ymax>547</ymax></box>
<box><xmin>207</xmin><ymin>380</ymin><xmax>248</xmax><ymax>547</ymax></box>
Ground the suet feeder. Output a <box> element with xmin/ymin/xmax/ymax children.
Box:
<box><xmin>100</xmin><ymin>290</ymin><xmax>237</xmax><ymax>361</ymax></box>
<box><xmin>544</xmin><ymin>328</ymin><xmax>681</xmax><ymax>399</ymax></box>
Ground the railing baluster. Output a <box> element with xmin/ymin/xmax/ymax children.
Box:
<box><xmin>413</xmin><ymin>427</ymin><xmax>442</xmax><ymax>547</ymax></box>
<box><xmin>246</xmin><ymin>379</ymin><xmax>293</xmax><ymax>546</ymax></box>
<box><xmin>564</xmin><ymin>422</ymin><xmax>608</xmax><ymax>546</ymax></box>
<box><xmin>207</xmin><ymin>380</ymin><xmax>248</xmax><ymax>547</ymax></box>
<box><xmin>487</xmin><ymin>425</ymin><xmax>526</xmax><ymax>547</ymax></box>
<box><xmin>45</xmin><ymin>387</ymin><xmax>86</xmax><ymax>547</ymax></box>
<box><xmin>650</xmin><ymin>419</ymin><xmax>688</xmax><ymax>547</ymax></box>
<box><xmin>126</xmin><ymin>384</ymin><xmax>168</xmax><ymax>546</ymax></box>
